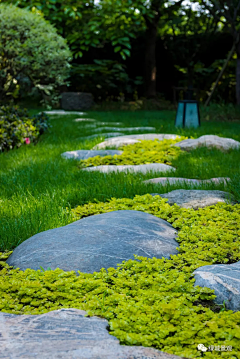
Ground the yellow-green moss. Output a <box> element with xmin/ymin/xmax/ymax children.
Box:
<box><xmin>1</xmin><ymin>194</ymin><xmax>240</xmax><ymax>358</ymax></box>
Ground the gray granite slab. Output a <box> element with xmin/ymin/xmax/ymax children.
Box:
<box><xmin>6</xmin><ymin>210</ymin><xmax>179</xmax><ymax>275</ymax></box>
<box><xmin>82</xmin><ymin>163</ymin><xmax>176</xmax><ymax>174</ymax></box>
<box><xmin>43</xmin><ymin>110</ymin><xmax>86</xmax><ymax>115</ymax></box>
<box><xmin>0</xmin><ymin>308</ymin><xmax>185</xmax><ymax>359</ymax></box>
<box><xmin>93</xmin><ymin>126</ymin><xmax>156</xmax><ymax>133</ymax></box>
<box><xmin>61</xmin><ymin>149</ymin><xmax>123</xmax><ymax>160</ymax></box>
<box><xmin>78</xmin><ymin>132</ymin><xmax>125</xmax><ymax>141</ymax></box>
<box><xmin>144</xmin><ymin>177</ymin><xmax>231</xmax><ymax>186</ymax></box>
<box><xmin>172</xmin><ymin>135</ymin><xmax>240</xmax><ymax>152</ymax></box>
<box><xmin>74</xmin><ymin>118</ymin><xmax>97</xmax><ymax>122</ymax></box>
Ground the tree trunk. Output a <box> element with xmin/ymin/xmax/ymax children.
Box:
<box><xmin>144</xmin><ymin>21</ymin><xmax>158</xmax><ymax>98</ymax></box>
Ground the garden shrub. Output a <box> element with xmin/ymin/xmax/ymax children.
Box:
<box><xmin>1</xmin><ymin>194</ymin><xmax>240</xmax><ymax>358</ymax></box>
<box><xmin>0</xmin><ymin>3</ymin><xmax>72</xmax><ymax>108</ymax></box>
<box><xmin>78</xmin><ymin>137</ymin><xmax>188</xmax><ymax>168</ymax></box>
<box><xmin>0</xmin><ymin>105</ymin><xmax>51</xmax><ymax>152</ymax></box>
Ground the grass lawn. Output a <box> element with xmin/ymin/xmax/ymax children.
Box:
<box><xmin>0</xmin><ymin>104</ymin><xmax>240</xmax><ymax>358</ymax></box>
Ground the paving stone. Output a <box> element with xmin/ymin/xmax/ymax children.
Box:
<box><xmin>78</xmin><ymin>132</ymin><xmax>125</xmax><ymax>140</ymax></box>
<box><xmin>93</xmin><ymin>134</ymin><xmax>180</xmax><ymax>149</ymax></box>
<box><xmin>150</xmin><ymin>190</ymin><xmax>237</xmax><ymax>209</ymax></box>
<box><xmin>144</xmin><ymin>177</ymin><xmax>231</xmax><ymax>186</ymax></box>
<box><xmin>0</xmin><ymin>308</ymin><xmax>185</xmax><ymax>359</ymax></box>
<box><xmin>193</xmin><ymin>261</ymin><xmax>240</xmax><ymax>311</ymax></box>
<box><xmin>97</xmin><ymin>121</ymin><xmax>123</xmax><ymax>126</ymax></box>
<box><xmin>61</xmin><ymin>149</ymin><xmax>123</xmax><ymax>160</ymax></box>
<box><xmin>172</xmin><ymin>135</ymin><xmax>240</xmax><ymax>152</ymax></box>
<box><xmin>74</xmin><ymin>118</ymin><xmax>97</xmax><ymax>122</ymax></box>
<box><xmin>43</xmin><ymin>110</ymin><xmax>86</xmax><ymax>115</ymax></box>
<box><xmin>6</xmin><ymin>210</ymin><xmax>179</xmax><ymax>275</ymax></box>
<box><xmin>82</xmin><ymin>163</ymin><xmax>176</xmax><ymax>174</ymax></box>
<box><xmin>93</xmin><ymin>126</ymin><xmax>156</xmax><ymax>133</ymax></box>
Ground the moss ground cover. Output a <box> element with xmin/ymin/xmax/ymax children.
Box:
<box><xmin>0</xmin><ymin>103</ymin><xmax>240</xmax><ymax>357</ymax></box>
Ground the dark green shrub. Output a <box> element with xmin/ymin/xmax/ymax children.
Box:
<box><xmin>0</xmin><ymin>105</ymin><xmax>51</xmax><ymax>152</ymax></box>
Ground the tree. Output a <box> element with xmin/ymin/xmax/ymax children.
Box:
<box><xmin>0</xmin><ymin>3</ymin><xmax>72</xmax><ymax>107</ymax></box>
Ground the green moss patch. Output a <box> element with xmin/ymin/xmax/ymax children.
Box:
<box><xmin>78</xmin><ymin>137</ymin><xmax>188</xmax><ymax>168</ymax></box>
<box><xmin>1</xmin><ymin>194</ymin><xmax>240</xmax><ymax>358</ymax></box>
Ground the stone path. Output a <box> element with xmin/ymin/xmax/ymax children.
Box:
<box><xmin>82</xmin><ymin>163</ymin><xmax>176</xmax><ymax>174</ymax></box>
<box><xmin>0</xmin><ymin>308</ymin><xmax>184</xmax><ymax>359</ymax></box>
<box><xmin>144</xmin><ymin>177</ymin><xmax>231</xmax><ymax>185</ymax></box>
<box><xmin>74</xmin><ymin>118</ymin><xmax>97</xmax><ymax>122</ymax></box>
<box><xmin>61</xmin><ymin>149</ymin><xmax>123</xmax><ymax>160</ymax></box>
<box><xmin>43</xmin><ymin>110</ymin><xmax>86</xmax><ymax>115</ymax></box>
<box><xmin>77</xmin><ymin>132</ymin><xmax>125</xmax><ymax>140</ymax></box>
<box><xmin>93</xmin><ymin>126</ymin><xmax>156</xmax><ymax>133</ymax></box>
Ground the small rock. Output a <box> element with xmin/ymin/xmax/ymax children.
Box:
<box><xmin>193</xmin><ymin>261</ymin><xmax>240</xmax><ymax>311</ymax></box>
<box><xmin>82</xmin><ymin>163</ymin><xmax>176</xmax><ymax>174</ymax></box>
<box><xmin>150</xmin><ymin>190</ymin><xmax>236</xmax><ymax>209</ymax></box>
<box><xmin>93</xmin><ymin>134</ymin><xmax>180</xmax><ymax>149</ymax></box>
<box><xmin>172</xmin><ymin>135</ymin><xmax>240</xmax><ymax>152</ymax></box>
<box><xmin>78</xmin><ymin>132</ymin><xmax>125</xmax><ymax>140</ymax></box>
<box><xmin>93</xmin><ymin>126</ymin><xmax>156</xmax><ymax>133</ymax></box>
<box><xmin>43</xmin><ymin>110</ymin><xmax>86</xmax><ymax>115</ymax></box>
<box><xmin>6</xmin><ymin>210</ymin><xmax>179</xmax><ymax>275</ymax></box>
<box><xmin>144</xmin><ymin>177</ymin><xmax>231</xmax><ymax>186</ymax></box>
<box><xmin>0</xmin><ymin>308</ymin><xmax>184</xmax><ymax>359</ymax></box>
<box><xmin>61</xmin><ymin>149</ymin><xmax>123</xmax><ymax>160</ymax></box>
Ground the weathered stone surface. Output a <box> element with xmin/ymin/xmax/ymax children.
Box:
<box><xmin>93</xmin><ymin>134</ymin><xmax>180</xmax><ymax>149</ymax></box>
<box><xmin>43</xmin><ymin>110</ymin><xmax>86</xmax><ymax>115</ymax></box>
<box><xmin>150</xmin><ymin>190</ymin><xmax>236</xmax><ymax>209</ymax></box>
<box><xmin>193</xmin><ymin>261</ymin><xmax>240</xmax><ymax>311</ymax></box>
<box><xmin>78</xmin><ymin>132</ymin><xmax>125</xmax><ymax>140</ymax></box>
<box><xmin>172</xmin><ymin>135</ymin><xmax>240</xmax><ymax>152</ymax></box>
<box><xmin>74</xmin><ymin>118</ymin><xmax>97</xmax><ymax>122</ymax></box>
<box><xmin>0</xmin><ymin>308</ymin><xmax>185</xmax><ymax>359</ymax></box>
<box><xmin>61</xmin><ymin>149</ymin><xmax>123</xmax><ymax>160</ymax></box>
<box><xmin>6</xmin><ymin>210</ymin><xmax>179</xmax><ymax>275</ymax></box>
<box><xmin>82</xmin><ymin>163</ymin><xmax>176</xmax><ymax>174</ymax></box>
<box><xmin>61</xmin><ymin>92</ymin><xmax>94</xmax><ymax>111</ymax></box>
<box><xmin>93</xmin><ymin>126</ymin><xmax>156</xmax><ymax>133</ymax></box>
<box><xmin>144</xmin><ymin>177</ymin><xmax>231</xmax><ymax>186</ymax></box>
<box><xmin>97</xmin><ymin>121</ymin><xmax>123</xmax><ymax>126</ymax></box>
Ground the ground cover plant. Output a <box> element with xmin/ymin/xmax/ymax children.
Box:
<box><xmin>0</xmin><ymin>103</ymin><xmax>240</xmax><ymax>358</ymax></box>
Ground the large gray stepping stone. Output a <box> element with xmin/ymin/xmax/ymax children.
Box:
<box><xmin>78</xmin><ymin>132</ymin><xmax>125</xmax><ymax>140</ymax></box>
<box><xmin>0</xmin><ymin>308</ymin><xmax>184</xmax><ymax>359</ymax></box>
<box><xmin>193</xmin><ymin>261</ymin><xmax>240</xmax><ymax>311</ymax></box>
<box><xmin>144</xmin><ymin>177</ymin><xmax>231</xmax><ymax>186</ymax></box>
<box><xmin>97</xmin><ymin>121</ymin><xmax>123</xmax><ymax>126</ymax></box>
<box><xmin>172</xmin><ymin>135</ymin><xmax>240</xmax><ymax>152</ymax></box>
<box><xmin>150</xmin><ymin>190</ymin><xmax>236</xmax><ymax>209</ymax></box>
<box><xmin>6</xmin><ymin>211</ymin><xmax>179</xmax><ymax>275</ymax></box>
<box><xmin>61</xmin><ymin>149</ymin><xmax>123</xmax><ymax>160</ymax></box>
<box><xmin>93</xmin><ymin>126</ymin><xmax>156</xmax><ymax>133</ymax></box>
<box><xmin>82</xmin><ymin>163</ymin><xmax>176</xmax><ymax>174</ymax></box>
<box><xmin>74</xmin><ymin>118</ymin><xmax>96</xmax><ymax>122</ymax></box>
<box><xmin>93</xmin><ymin>134</ymin><xmax>180</xmax><ymax>149</ymax></box>
<box><xmin>43</xmin><ymin>110</ymin><xmax>86</xmax><ymax>115</ymax></box>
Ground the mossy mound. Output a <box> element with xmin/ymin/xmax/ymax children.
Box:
<box><xmin>78</xmin><ymin>137</ymin><xmax>188</xmax><ymax>168</ymax></box>
<box><xmin>1</xmin><ymin>194</ymin><xmax>240</xmax><ymax>358</ymax></box>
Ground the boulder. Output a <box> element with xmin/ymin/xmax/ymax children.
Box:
<box><xmin>172</xmin><ymin>135</ymin><xmax>240</xmax><ymax>152</ymax></box>
<box><xmin>0</xmin><ymin>308</ymin><xmax>185</xmax><ymax>359</ymax></box>
<box><xmin>43</xmin><ymin>110</ymin><xmax>86</xmax><ymax>115</ymax></box>
<box><xmin>82</xmin><ymin>163</ymin><xmax>176</xmax><ymax>174</ymax></box>
<box><xmin>150</xmin><ymin>190</ymin><xmax>237</xmax><ymax>209</ymax></box>
<box><xmin>6</xmin><ymin>210</ymin><xmax>179</xmax><ymax>275</ymax></box>
<box><xmin>93</xmin><ymin>134</ymin><xmax>181</xmax><ymax>149</ymax></box>
<box><xmin>93</xmin><ymin>126</ymin><xmax>156</xmax><ymax>132</ymax></box>
<box><xmin>61</xmin><ymin>92</ymin><xmax>94</xmax><ymax>111</ymax></box>
<box><xmin>61</xmin><ymin>149</ymin><xmax>123</xmax><ymax>160</ymax></box>
<box><xmin>144</xmin><ymin>177</ymin><xmax>231</xmax><ymax>186</ymax></box>
<box><xmin>78</xmin><ymin>132</ymin><xmax>125</xmax><ymax>141</ymax></box>
<box><xmin>193</xmin><ymin>261</ymin><xmax>240</xmax><ymax>311</ymax></box>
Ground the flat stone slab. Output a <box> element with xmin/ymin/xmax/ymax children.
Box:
<box><xmin>6</xmin><ymin>210</ymin><xmax>179</xmax><ymax>275</ymax></box>
<box><xmin>93</xmin><ymin>126</ymin><xmax>156</xmax><ymax>133</ymax></box>
<box><xmin>97</xmin><ymin>121</ymin><xmax>123</xmax><ymax>126</ymax></box>
<box><xmin>74</xmin><ymin>118</ymin><xmax>97</xmax><ymax>122</ymax></box>
<box><xmin>82</xmin><ymin>163</ymin><xmax>176</xmax><ymax>174</ymax></box>
<box><xmin>172</xmin><ymin>135</ymin><xmax>240</xmax><ymax>152</ymax></box>
<box><xmin>78</xmin><ymin>132</ymin><xmax>125</xmax><ymax>140</ymax></box>
<box><xmin>150</xmin><ymin>190</ymin><xmax>236</xmax><ymax>209</ymax></box>
<box><xmin>61</xmin><ymin>149</ymin><xmax>123</xmax><ymax>160</ymax></box>
<box><xmin>93</xmin><ymin>134</ymin><xmax>180</xmax><ymax>149</ymax></box>
<box><xmin>144</xmin><ymin>177</ymin><xmax>231</xmax><ymax>186</ymax></box>
<box><xmin>193</xmin><ymin>261</ymin><xmax>240</xmax><ymax>311</ymax></box>
<box><xmin>43</xmin><ymin>110</ymin><xmax>86</xmax><ymax>115</ymax></box>
<box><xmin>0</xmin><ymin>308</ymin><xmax>184</xmax><ymax>359</ymax></box>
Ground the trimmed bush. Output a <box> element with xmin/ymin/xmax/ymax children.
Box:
<box><xmin>0</xmin><ymin>105</ymin><xmax>51</xmax><ymax>152</ymax></box>
<box><xmin>0</xmin><ymin>3</ymin><xmax>72</xmax><ymax>108</ymax></box>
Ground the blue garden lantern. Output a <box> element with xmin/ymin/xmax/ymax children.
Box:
<box><xmin>175</xmin><ymin>85</ymin><xmax>201</xmax><ymax>128</ymax></box>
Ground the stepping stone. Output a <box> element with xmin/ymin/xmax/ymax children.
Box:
<box><xmin>0</xmin><ymin>308</ymin><xmax>183</xmax><ymax>359</ymax></box>
<box><xmin>144</xmin><ymin>177</ymin><xmax>231</xmax><ymax>186</ymax></box>
<box><xmin>78</xmin><ymin>123</ymin><xmax>97</xmax><ymax>128</ymax></box>
<box><xmin>61</xmin><ymin>149</ymin><xmax>123</xmax><ymax>160</ymax></box>
<box><xmin>78</xmin><ymin>132</ymin><xmax>125</xmax><ymax>140</ymax></box>
<box><xmin>74</xmin><ymin>118</ymin><xmax>97</xmax><ymax>122</ymax></box>
<box><xmin>93</xmin><ymin>126</ymin><xmax>156</xmax><ymax>133</ymax></box>
<box><xmin>43</xmin><ymin>110</ymin><xmax>86</xmax><ymax>115</ymax></box>
<box><xmin>172</xmin><ymin>135</ymin><xmax>240</xmax><ymax>152</ymax></box>
<box><xmin>97</xmin><ymin>121</ymin><xmax>123</xmax><ymax>126</ymax></box>
<box><xmin>82</xmin><ymin>163</ymin><xmax>176</xmax><ymax>174</ymax></box>
<box><xmin>6</xmin><ymin>211</ymin><xmax>179</xmax><ymax>275</ymax></box>
<box><xmin>193</xmin><ymin>261</ymin><xmax>240</xmax><ymax>311</ymax></box>
<box><xmin>150</xmin><ymin>190</ymin><xmax>237</xmax><ymax>209</ymax></box>
<box><xmin>93</xmin><ymin>134</ymin><xmax>180</xmax><ymax>149</ymax></box>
